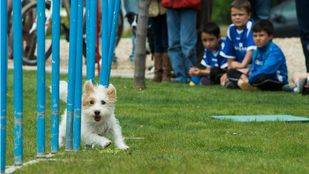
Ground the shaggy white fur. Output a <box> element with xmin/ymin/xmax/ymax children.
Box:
<box><xmin>58</xmin><ymin>81</ymin><xmax>129</xmax><ymax>150</ymax></box>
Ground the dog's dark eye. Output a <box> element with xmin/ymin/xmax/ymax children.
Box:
<box><xmin>89</xmin><ymin>100</ymin><xmax>95</xmax><ymax>105</ymax></box>
<box><xmin>101</xmin><ymin>100</ymin><xmax>106</xmax><ymax>105</ymax></box>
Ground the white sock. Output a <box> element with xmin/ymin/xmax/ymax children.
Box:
<box><xmin>294</xmin><ymin>80</ymin><xmax>301</xmax><ymax>93</ymax></box>
<box><xmin>293</xmin><ymin>86</ymin><xmax>300</xmax><ymax>93</ymax></box>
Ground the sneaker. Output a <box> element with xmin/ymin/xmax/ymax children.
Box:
<box><xmin>189</xmin><ymin>81</ymin><xmax>196</xmax><ymax>87</ymax></box>
<box><xmin>296</xmin><ymin>78</ymin><xmax>306</xmax><ymax>93</ymax></box>
<box><xmin>282</xmin><ymin>84</ymin><xmax>296</xmax><ymax>93</ymax></box>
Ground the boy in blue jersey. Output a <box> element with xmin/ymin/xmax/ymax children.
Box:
<box><xmin>188</xmin><ymin>22</ymin><xmax>227</xmax><ymax>86</ymax></box>
<box><xmin>220</xmin><ymin>0</ymin><xmax>256</xmax><ymax>88</ymax></box>
<box><xmin>238</xmin><ymin>20</ymin><xmax>288</xmax><ymax>91</ymax></box>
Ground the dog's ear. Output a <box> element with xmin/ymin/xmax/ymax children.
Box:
<box><xmin>107</xmin><ymin>84</ymin><xmax>116</xmax><ymax>102</ymax></box>
<box><xmin>84</xmin><ymin>80</ymin><xmax>95</xmax><ymax>94</ymax></box>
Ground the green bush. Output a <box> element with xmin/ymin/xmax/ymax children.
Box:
<box><xmin>212</xmin><ymin>0</ymin><xmax>233</xmax><ymax>25</ymax></box>
<box><xmin>212</xmin><ymin>0</ymin><xmax>285</xmax><ymax>25</ymax></box>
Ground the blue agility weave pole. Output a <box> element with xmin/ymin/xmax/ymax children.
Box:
<box><xmin>100</xmin><ymin>0</ymin><xmax>109</xmax><ymax>87</ymax></box>
<box><xmin>107</xmin><ymin>0</ymin><xmax>113</xmax><ymax>30</ymax></box>
<box><xmin>107</xmin><ymin>0</ymin><xmax>121</xmax><ymax>83</ymax></box>
<box><xmin>86</xmin><ymin>0</ymin><xmax>97</xmax><ymax>80</ymax></box>
<box><xmin>73</xmin><ymin>0</ymin><xmax>84</xmax><ymax>151</ymax></box>
<box><xmin>107</xmin><ymin>0</ymin><xmax>115</xmax><ymax>46</ymax></box>
<box><xmin>0</xmin><ymin>0</ymin><xmax>8</xmax><ymax>172</ymax></box>
<box><xmin>66</xmin><ymin>0</ymin><xmax>78</xmax><ymax>151</ymax></box>
<box><xmin>36</xmin><ymin>0</ymin><xmax>46</xmax><ymax>157</ymax></box>
<box><xmin>100</xmin><ymin>0</ymin><xmax>121</xmax><ymax>87</ymax></box>
<box><xmin>12</xmin><ymin>0</ymin><xmax>23</xmax><ymax>165</ymax></box>
<box><xmin>0</xmin><ymin>0</ymin><xmax>122</xmax><ymax>170</ymax></box>
<box><xmin>51</xmin><ymin>0</ymin><xmax>61</xmax><ymax>153</ymax></box>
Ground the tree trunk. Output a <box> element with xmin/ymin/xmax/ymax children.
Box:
<box><xmin>134</xmin><ymin>0</ymin><xmax>151</xmax><ymax>90</ymax></box>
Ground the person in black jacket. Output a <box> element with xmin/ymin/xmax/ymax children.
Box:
<box><xmin>296</xmin><ymin>0</ymin><xmax>309</xmax><ymax>72</ymax></box>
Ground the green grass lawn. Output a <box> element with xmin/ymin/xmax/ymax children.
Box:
<box><xmin>4</xmin><ymin>71</ymin><xmax>309</xmax><ymax>174</ymax></box>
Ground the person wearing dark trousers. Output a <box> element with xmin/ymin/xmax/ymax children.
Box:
<box><xmin>295</xmin><ymin>0</ymin><xmax>309</xmax><ymax>72</ymax></box>
<box><xmin>196</xmin><ymin>0</ymin><xmax>213</xmax><ymax>65</ymax></box>
<box><xmin>238</xmin><ymin>20</ymin><xmax>288</xmax><ymax>91</ymax></box>
<box><xmin>249</xmin><ymin>0</ymin><xmax>271</xmax><ymax>21</ymax></box>
<box><xmin>148</xmin><ymin>0</ymin><xmax>172</xmax><ymax>82</ymax></box>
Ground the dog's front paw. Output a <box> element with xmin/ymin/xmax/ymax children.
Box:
<box><xmin>117</xmin><ymin>144</ymin><xmax>129</xmax><ymax>150</ymax></box>
<box><xmin>100</xmin><ymin>140</ymin><xmax>112</xmax><ymax>148</ymax></box>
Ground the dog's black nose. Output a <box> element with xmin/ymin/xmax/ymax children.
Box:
<box><xmin>94</xmin><ymin>111</ymin><xmax>100</xmax><ymax>115</ymax></box>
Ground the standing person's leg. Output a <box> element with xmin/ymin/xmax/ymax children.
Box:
<box><xmin>201</xmin><ymin>0</ymin><xmax>213</xmax><ymax>23</ymax></box>
<box><xmin>130</xmin><ymin>27</ymin><xmax>137</xmax><ymax>62</ymax></box>
<box><xmin>124</xmin><ymin>0</ymin><xmax>139</xmax><ymax>62</ymax></box>
<box><xmin>196</xmin><ymin>0</ymin><xmax>213</xmax><ymax>65</ymax></box>
<box><xmin>150</xmin><ymin>16</ymin><xmax>163</xmax><ymax>82</ymax></box>
<box><xmin>128</xmin><ymin>14</ymin><xmax>138</xmax><ymax>62</ymax></box>
<box><xmin>162</xmin><ymin>52</ymin><xmax>171</xmax><ymax>82</ymax></box>
<box><xmin>167</xmin><ymin>9</ymin><xmax>186</xmax><ymax>83</ymax></box>
<box><xmin>252</xmin><ymin>0</ymin><xmax>271</xmax><ymax>21</ymax></box>
<box><xmin>296</xmin><ymin>0</ymin><xmax>309</xmax><ymax>72</ymax></box>
<box><xmin>180</xmin><ymin>9</ymin><xmax>197</xmax><ymax>82</ymax></box>
<box><xmin>160</xmin><ymin>14</ymin><xmax>171</xmax><ymax>82</ymax></box>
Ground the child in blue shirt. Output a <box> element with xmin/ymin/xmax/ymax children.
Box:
<box><xmin>220</xmin><ymin>0</ymin><xmax>256</xmax><ymax>88</ymax></box>
<box><xmin>238</xmin><ymin>19</ymin><xmax>288</xmax><ymax>91</ymax></box>
<box><xmin>188</xmin><ymin>22</ymin><xmax>227</xmax><ymax>85</ymax></box>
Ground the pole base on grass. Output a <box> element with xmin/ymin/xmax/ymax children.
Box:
<box><xmin>14</xmin><ymin>162</ymin><xmax>22</xmax><ymax>166</ymax></box>
<box><xmin>36</xmin><ymin>153</ymin><xmax>46</xmax><ymax>158</ymax></box>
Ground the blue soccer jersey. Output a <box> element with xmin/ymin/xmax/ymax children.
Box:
<box><xmin>249</xmin><ymin>41</ymin><xmax>288</xmax><ymax>85</ymax></box>
<box><xmin>200</xmin><ymin>39</ymin><xmax>228</xmax><ymax>69</ymax></box>
<box><xmin>220</xmin><ymin>21</ymin><xmax>256</xmax><ymax>63</ymax></box>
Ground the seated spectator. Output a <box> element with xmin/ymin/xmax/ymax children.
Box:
<box><xmin>188</xmin><ymin>22</ymin><xmax>227</xmax><ymax>86</ymax></box>
<box><xmin>220</xmin><ymin>0</ymin><xmax>256</xmax><ymax>89</ymax></box>
<box><xmin>238</xmin><ymin>20</ymin><xmax>288</xmax><ymax>91</ymax></box>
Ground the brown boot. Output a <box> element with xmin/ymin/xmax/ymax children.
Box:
<box><xmin>153</xmin><ymin>53</ymin><xmax>163</xmax><ymax>82</ymax></box>
<box><xmin>162</xmin><ymin>53</ymin><xmax>171</xmax><ymax>82</ymax></box>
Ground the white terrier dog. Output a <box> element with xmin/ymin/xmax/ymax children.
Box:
<box><xmin>58</xmin><ymin>80</ymin><xmax>129</xmax><ymax>150</ymax></box>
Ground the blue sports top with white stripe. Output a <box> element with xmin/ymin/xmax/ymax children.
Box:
<box><xmin>220</xmin><ymin>20</ymin><xmax>256</xmax><ymax>63</ymax></box>
<box><xmin>201</xmin><ymin>39</ymin><xmax>228</xmax><ymax>69</ymax></box>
